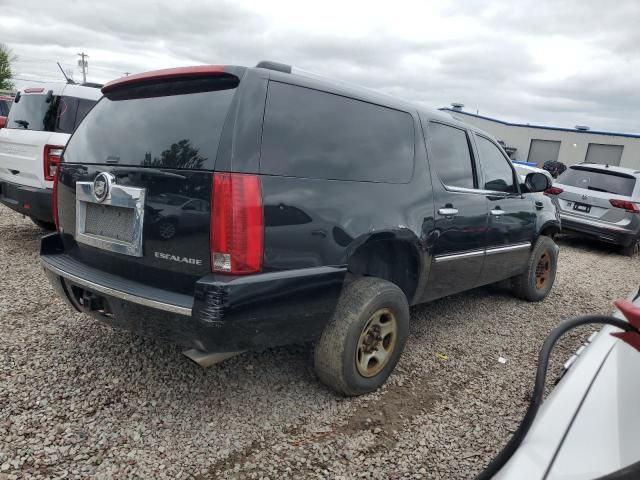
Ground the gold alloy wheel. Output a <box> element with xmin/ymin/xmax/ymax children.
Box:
<box><xmin>535</xmin><ymin>252</ymin><xmax>551</xmax><ymax>289</ymax></box>
<box><xmin>356</xmin><ymin>308</ymin><xmax>397</xmax><ymax>378</ymax></box>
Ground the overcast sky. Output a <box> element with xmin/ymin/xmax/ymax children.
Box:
<box><xmin>2</xmin><ymin>0</ymin><xmax>639</xmax><ymax>133</ymax></box>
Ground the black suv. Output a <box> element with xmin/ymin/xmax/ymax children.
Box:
<box><xmin>41</xmin><ymin>62</ymin><xmax>560</xmax><ymax>396</ymax></box>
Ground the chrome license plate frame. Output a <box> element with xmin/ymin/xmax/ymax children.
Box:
<box><xmin>75</xmin><ymin>180</ymin><xmax>146</xmax><ymax>257</ymax></box>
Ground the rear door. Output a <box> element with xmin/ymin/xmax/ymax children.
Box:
<box><xmin>57</xmin><ymin>71</ymin><xmax>246</xmax><ymax>295</ymax></box>
<box><xmin>423</xmin><ymin>120</ymin><xmax>488</xmax><ymax>300</ymax></box>
<box><xmin>473</xmin><ymin>134</ymin><xmax>535</xmax><ymax>284</ymax></box>
<box><xmin>555</xmin><ymin>166</ymin><xmax>638</xmax><ymax>225</ymax></box>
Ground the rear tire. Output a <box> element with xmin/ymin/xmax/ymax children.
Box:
<box><xmin>31</xmin><ymin>218</ymin><xmax>56</xmax><ymax>231</ymax></box>
<box><xmin>621</xmin><ymin>238</ymin><xmax>640</xmax><ymax>257</ymax></box>
<box><xmin>314</xmin><ymin>277</ymin><xmax>409</xmax><ymax>396</ymax></box>
<box><xmin>512</xmin><ymin>236</ymin><xmax>559</xmax><ymax>302</ymax></box>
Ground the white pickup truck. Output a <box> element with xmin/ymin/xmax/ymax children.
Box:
<box><xmin>0</xmin><ymin>82</ymin><xmax>101</xmax><ymax>229</ymax></box>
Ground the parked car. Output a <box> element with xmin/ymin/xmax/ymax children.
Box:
<box><xmin>0</xmin><ymin>94</ymin><xmax>13</xmax><ymax>129</ymax></box>
<box><xmin>40</xmin><ymin>62</ymin><xmax>559</xmax><ymax>396</ymax></box>
<box><xmin>546</xmin><ymin>163</ymin><xmax>640</xmax><ymax>256</ymax></box>
<box><xmin>147</xmin><ymin>193</ymin><xmax>211</xmax><ymax>240</ymax></box>
<box><xmin>0</xmin><ymin>83</ymin><xmax>101</xmax><ymax>229</ymax></box>
<box><xmin>494</xmin><ymin>286</ymin><xmax>640</xmax><ymax>479</ymax></box>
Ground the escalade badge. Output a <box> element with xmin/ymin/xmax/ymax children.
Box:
<box><xmin>93</xmin><ymin>172</ymin><xmax>115</xmax><ymax>202</ymax></box>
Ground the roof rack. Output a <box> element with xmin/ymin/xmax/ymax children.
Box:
<box><xmin>81</xmin><ymin>82</ymin><xmax>104</xmax><ymax>89</ymax></box>
<box><xmin>256</xmin><ymin>61</ymin><xmax>292</xmax><ymax>74</ymax></box>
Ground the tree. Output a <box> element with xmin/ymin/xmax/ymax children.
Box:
<box><xmin>0</xmin><ymin>43</ymin><xmax>14</xmax><ymax>91</ymax></box>
<box><xmin>142</xmin><ymin>139</ymin><xmax>206</xmax><ymax>169</ymax></box>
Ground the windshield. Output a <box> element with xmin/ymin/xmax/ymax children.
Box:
<box><xmin>63</xmin><ymin>77</ymin><xmax>238</xmax><ymax>170</ymax></box>
<box><xmin>557</xmin><ymin>166</ymin><xmax>636</xmax><ymax>196</ymax></box>
<box><xmin>6</xmin><ymin>94</ymin><xmax>96</xmax><ymax>134</ymax></box>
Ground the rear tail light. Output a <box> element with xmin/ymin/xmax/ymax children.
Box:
<box><xmin>210</xmin><ymin>173</ymin><xmax>263</xmax><ymax>274</ymax></box>
<box><xmin>544</xmin><ymin>187</ymin><xmax>564</xmax><ymax>196</ymax></box>
<box><xmin>44</xmin><ymin>145</ymin><xmax>64</xmax><ymax>182</ymax></box>
<box><xmin>609</xmin><ymin>199</ymin><xmax>640</xmax><ymax>213</ymax></box>
<box><xmin>52</xmin><ymin>167</ymin><xmax>60</xmax><ymax>230</ymax></box>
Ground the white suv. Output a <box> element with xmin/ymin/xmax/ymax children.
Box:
<box><xmin>0</xmin><ymin>82</ymin><xmax>102</xmax><ymax>229</ymax></box>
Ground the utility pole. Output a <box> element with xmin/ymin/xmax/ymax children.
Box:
<box><xmin>77</xmin><ymin>52</ymin><xmax>89</xmax><ymax>83</ymax></box>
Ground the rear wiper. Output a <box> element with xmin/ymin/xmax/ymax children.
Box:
<box><xmin>13</xmin><ymin>119</ymin><xmax>29</xmax><ymax>129</ymax></box>
<box><xmin>587</xmin><ymin>186</ymin><xmax>609</xmax><ymax>193</ymax></box>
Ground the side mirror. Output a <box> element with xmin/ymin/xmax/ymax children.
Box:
<box><xmin>524</xmin><ymin>172</ymin><xmax>551</xmax><ymax>193</ymax></box>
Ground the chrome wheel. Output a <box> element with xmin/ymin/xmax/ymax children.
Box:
<box><xmin>356</xmin><ymin>308</ymin><xmax>397</xmax><ymax>378</ymax></box>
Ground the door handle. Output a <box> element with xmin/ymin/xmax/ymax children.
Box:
<box><xmin>438</xmin><ymin>207</ymin><xmax>459</xmax><ymax>217</ymax></box>
<box><xmin>490</xmin><ymin>209</ymin><xmax>505</xmax><ymax>216</ymax></box>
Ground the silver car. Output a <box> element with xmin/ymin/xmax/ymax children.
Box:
<box><xmin>547</xmin><ymin>163</ymin><xmax>640</xmax><ymax>256</ymax></box>
<box><xmin>494</xmin><ymin>287</ymin><xmax>640</xmax><ymax>479</ymax></box>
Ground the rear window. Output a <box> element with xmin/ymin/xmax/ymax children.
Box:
<box><xmin>0</xmin><ymin>99</ymin><xmax>11</xmax><ymax>116</ymax></box>
<box><xmin>64</xmin><ymin>77</ymin><xmax>237</xmax><ymax>170</ymax></box>
<box><xmin>558</xmin><ymin>166</ymin><xmax>636</xmax><ymax>196</ymax></box>
<box><xmin>6</xmin><ymin>93</ymin><xmax>96</xmax><ymax>134</ymax></box>
<box><xmin>260</xmin><ymin>81</ymin><xmax>414</xmax><ymax>183</ymax></box>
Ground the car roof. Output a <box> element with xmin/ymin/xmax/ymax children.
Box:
<box><xmin>19</xmin><ymin>82</ymin><xmax>102</xmax><ymax>101</ymax></box>
<box><xmin>257</xmin><ymin>65</ymin><xmax>477</xmax><ymax>132</ymax></box>
<box><xmin>571</xmin><ymin>163</ymin><xmax>640</xmax><ymax>177</ymax></box>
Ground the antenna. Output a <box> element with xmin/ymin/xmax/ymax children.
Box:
<box><xmin>57</xmin><ymin>62</ymin><xmax>76</xmax><ymax>84</ymax></box>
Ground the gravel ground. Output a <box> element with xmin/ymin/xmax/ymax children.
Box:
<box><xmin>1</xmin><ymin>203</ymin><xmax>639</xmax><ymax>479</ymax></box>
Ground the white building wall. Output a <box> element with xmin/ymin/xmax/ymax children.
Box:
<box><xmin>447</xmin><ymin>110</ymin><xmax>640</xmax><ymax>170</ymax></box>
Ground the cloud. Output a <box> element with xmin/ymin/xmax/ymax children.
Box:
<box><xmin>1</xmin><ymin>0</ymin><xmax>639</xmax><ymax>133</ymax></box>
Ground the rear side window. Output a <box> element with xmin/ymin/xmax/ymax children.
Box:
<box><xmin>260</xmin><ymin>82</ymin><xmax>414</xmax><ymax>183</ymax></box>
<box><xmin>558</xmin><ymin>167</ymin><xmax>636</xmax><ymax>196</ymax></box>
<box><xmin>0</xmin><ymin>100</ymin><xmax>10</xmax><ymax>116</ymax></box>
<box><xmin>64</xmin><ymin>77</ymin><xmax>238</xmax><ymax>170</ymax></box>
<box><xmin>427</xmin><ymin>122</ymin><xmax>475</xmax><ymax>189</ymax></box>
<box><xmin>475</xmin><ymin>135</ymin><xmax>517</xmax><ymax>193</ymax></box>
<box><xmin>6</xmin><ymin>94</ymin><xmax>96</xmax><ymax>134</ymax></box>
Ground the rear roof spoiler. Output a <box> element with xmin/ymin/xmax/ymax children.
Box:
<box><xmin>256</xmin><ymin>61</ymin><xmax>292</xmax><ymax>74</ymax></box>
<box><xmin>102</xmin><ymin>65</ymin><xmax>226</xmax><ymax>94</ymax></box>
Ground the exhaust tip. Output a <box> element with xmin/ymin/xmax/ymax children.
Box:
<box><xmin>182</xmin><ymin>349</ymin><xmax>244</xmax><ymax>368</ymax></box>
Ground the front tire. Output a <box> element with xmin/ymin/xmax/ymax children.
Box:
<box><xmin>512</xmin><ymin>236</ymin><xmax>559</xmax><ymax>302</ymax></box>
<box><xmin>314</xmin><ymin>277</ymin><xmax>409</xmax><ymax>396</ymax></box>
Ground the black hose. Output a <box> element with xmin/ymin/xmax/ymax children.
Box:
<box><xmin>476</xmin><ymin>315</ymin><xmax>637</xmax><ymax>480</ymax></box>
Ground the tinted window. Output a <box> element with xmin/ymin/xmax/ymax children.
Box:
<box><xmin>261</xmin><ymin>82</ymin><xmax>414</xmax><ymax>183</ymax></box>
<box><xmin>558</xmin><ymin>166</ymin><xmax>636</xmax><ymax>196</ymax></box>
<box><xmin>476</xmin><ymin>135</ymin><xmax>517</xmax><ymax>193</ymax></box>
<box><xmin>6</xmin><ymin>94</ymin><xmax>57</xmax><ymax>131</ymax></box>
<box><xmin>428</xmin><ymin>122</ymin><xmax>475</xmax><ymax>189</ymax></box>
<box><xmin>64</xmin><ymin>80</ymin><xmax>237</xmax><ymax>170</ymax></box>
<box><xmin>75</xmin><ymin>99</ymin><xmax>95</xmax><ymax>128</ymax></box>
<box><xmin>5</xmin><ymin>94</ymin><xmax>95</xmax><ymax>134</ymax></box>
<box><xmin>55</xmin><ymin>96</ymin><xmax>79</xmax><ymax>134</ymax></box>
<box><xmin>0</xmin><ymin>100</ymin><xmax>9</xmax><ymax>116</ymax></box>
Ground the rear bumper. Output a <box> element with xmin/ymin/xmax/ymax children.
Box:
<box><xmin>40</xmin><ymin>233</ymin><xmax>346</xmax><ymax>352</ymax></box>
<box><xmin>559</xmin><ymin>213</ymin><xmax>638</xmax><ymax>247</ymax></box>
<box><xmin>0</xmin><ymin>179</ymin><xmax>53</xmax><ymax>223</ymax></box>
